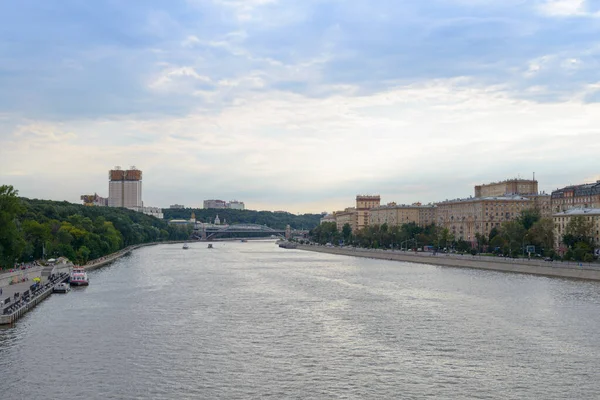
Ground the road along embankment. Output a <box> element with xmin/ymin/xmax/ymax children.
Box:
<box><xmin>298</xmin><ymin>246</ymin><xmax>600</xmax><ymax>282</ymax></box>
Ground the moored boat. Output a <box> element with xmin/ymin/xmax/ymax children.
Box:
<box><xmin>53</xmin><ymin>283</ymin><xmax>70</xmax><ymax>293</ymax></box>
<box><xmin>183</xmin><ymin>243</ymin><xmax>189</xmax><ymax>249</ymax></box>
<box><xmin>208</xmin><ymin>244</ymin><xmax>213</xmax><ymax>249</ymax></box>
<box><xmin>69</xmin><ymin>267</ymin><xmax>89</xmax><ymax>286</ymax></box>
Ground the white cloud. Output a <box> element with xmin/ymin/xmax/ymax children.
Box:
<box><xmin>13</xmin><ymin>122</ymin><xmax>76</xmax><ymax>142</ymax></box>
<box><xmin>181</xmin><ymin>35</ymin><xmax>201</xmax><ymax>48</ymax></box>
<box><xmin>148</xmin><ymin>66</ymin><xmax>213</xmax><ymax>90</ymax></box>
<box><xmin>538</xmin><ymin>0</ymin><xmax>600</xmax><ymax>17</ymax></box>
<box><xmin>3</xmin><ymin>79</ymin><xmax>600</xmax><ymax>211</ymax></box>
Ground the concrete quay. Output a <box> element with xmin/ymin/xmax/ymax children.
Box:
<box><xmin>1</xmin><ymin>268</ymin><xmax>71</xmax><ymax>325</ymax></box>
<box><xmin>298</xmin><ymin>245</ymin><xmax>600</xmax><ymax>281</ymax></box>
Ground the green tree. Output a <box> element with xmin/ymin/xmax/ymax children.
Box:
<box><xmin>342</xmin><ymin>223</ymin><xmax>352</xmax><ymax>243</ymax></box>
<box><xmin>527</xmin><ymin>218</ymin><xmax>554</xmax><ymax>256</ymax></box>
<box><xmin>0</xmin><ymin>185</ymin><xmax>26</xmax><ymax>268</ymax></box>
<box><xmin>518</xmin><ymin>208</ymin><xmax>541</xmax><ymax>230</ymax></box>
<box><xmin>501</xmin><ymin>220</ymin><xmax>526</xmax><ymax>257</ymax></box>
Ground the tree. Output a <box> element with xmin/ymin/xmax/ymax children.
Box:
<box><xmin>518</xmin><ymin>208</ymin><xmax>541</xmax><ymax>230</ymax></box>
<box><xmin>0</xmin><ymin>185</ymin><xmax>25</xmax><ymax>268</ymax></box>
<box><xmin>501</xmin><ymin>220</ymin><xmax>526</xmax><ymax>257</ymax></box>
<box><xmin>564</xmin><ymin>216</ymin><xmax>594</xmax><ymax>244</ymax></box>
<box><xmin>342</xmin><ymin>223</ymin><xmax>352</xmax><ymax>243</ymax></box>
<box><xmin>527</xmin><ymin>218</ymin><xmax>554</xmax><ymax>256</ymax></box>
<box><xmin>562</xmin><ymin>215</ymin><xmax>594</xmax><ymax>260</ymax></box>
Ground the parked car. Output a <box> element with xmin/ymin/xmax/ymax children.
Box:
<box><xmin>544</xmin><ymin>257</ymin><xmax>553</xmax><ymax>262</ymax></box>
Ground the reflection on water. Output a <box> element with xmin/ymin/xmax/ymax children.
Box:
<box><xmin>1</xmin><ymin>241</ymin><xmax>600</xmax><ymax>399</ymax></box>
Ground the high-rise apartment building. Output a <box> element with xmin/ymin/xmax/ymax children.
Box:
<box><xmin>108</xmin><ymin>166</ymin><xmax>142</xmax><ymax>208</ymax></box>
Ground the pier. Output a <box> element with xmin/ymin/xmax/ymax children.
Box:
<box><xmin>1</xmin><ymin>269</ymin><xmax>70</xmax><ymax>325</ymax></box>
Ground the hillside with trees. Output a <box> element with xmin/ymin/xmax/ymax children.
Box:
<box><xmin>0</xmin><ymin>185</ymin><xmax>191</xmax><ymax>269</ymax></box>
<box><xmin>164</xmin><ymin>208</ymin><xmax>322</xmax><ymax>230</ymax></box>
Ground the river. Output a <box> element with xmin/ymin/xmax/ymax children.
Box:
<box><xmin>1</xmin><ymin>241</ymin><xmax>600</xmax><ymax>399</ymax></box>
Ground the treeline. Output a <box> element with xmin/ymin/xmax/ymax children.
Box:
<box><xmin>309</xmin><ymin>209</ymin><xmax>597</xmax><ymax>262</ymax></box>
<box><xmin>163</xmin><ymin>208</ymin><xmax>322</xmax><ymax>230</ymax></box>
<box><xmin>0</xmin><ymin>185</ymin><xmax>191</xmax><ymax>268</ymax></box>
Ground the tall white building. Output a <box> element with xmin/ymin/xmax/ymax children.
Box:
<box><xmin>108</xmin><ymin>167</ymin><xmax>143</xmax><ymax>208</ymax></box>
<box><xmin>227</xmin><ymin>200</ymin><xmax>245</xmax><ymax>210</ymax></box>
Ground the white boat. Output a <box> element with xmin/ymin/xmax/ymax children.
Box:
<box><xmin>53</xmin><ymin>283</ymin><xmax>70</xmax><ymax>293</ymax></box>
<box><xmin>69</xmin><ymin>267</ymin><xmax>89</xmax><ymax>286</ymax></box>
<box><xmin>208</xmin><ymin>244</ymin><xmax>213</xmax><ymax>249</ymax></box>
<box><xmin>183</xmin><ymin>243</ymin><xmax>189</xmax><ymax>249</ymax></box>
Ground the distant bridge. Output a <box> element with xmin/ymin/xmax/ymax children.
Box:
<box><xmin>191</xmin><ymin>223</ymin><xmax>287</xmax><ymax>240</ymax></box>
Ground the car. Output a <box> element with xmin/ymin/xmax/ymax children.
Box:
<box><xmin>544</xmin><ymin>257</ymin><xmax>553</xmax><ymax>262</ymax></box>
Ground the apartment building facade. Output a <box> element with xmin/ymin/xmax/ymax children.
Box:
<box><xmin>436</xmin><ymin>195</ymin><xmax>533</xmax><ymax>243</ymax></box>
<box><xmin>368</xmin><ymin>203</ymin><xmax>435</xmax><ymax>228</ymax></box>
<box><xmin>551</xmin><ymin>181</ymin><xmax>600</xmax><ymax>213</ymax></box>
<box><xmin>553</xmin><ymin>208</ymin><xmax>600</xmax><ymax>252</ymax></box>
<box><xmin>356</xmin><ymin>195</ymin><xmax>380</xmax><ymax>231</ymax></box>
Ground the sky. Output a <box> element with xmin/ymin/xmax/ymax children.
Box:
<box><xmin>1</xmin><ymin>0</ymin><xmax>599</xmax><ymax>213</ymax></box>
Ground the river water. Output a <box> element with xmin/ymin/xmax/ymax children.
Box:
<box><xmin>1</xmin><ymin>241</ymin><xmax>600</xmax><ymax>399</ymax></box>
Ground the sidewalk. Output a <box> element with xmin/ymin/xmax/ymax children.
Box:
<box><xmin>0</xmin><ymin>277</ymin><xmax>48</xmax><ymax>302</ymax></box>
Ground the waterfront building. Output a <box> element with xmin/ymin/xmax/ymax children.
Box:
<box><xmin>356</xmin><ymin>195</ymin><xmax>381</xmax><ymax>231</ymax></box>
<box><xmin>335</xmin><ymin>207</ymin><xmax>357</xmax><ymax>232</ymax></box>
<box><xmin>531</xmin><ymin>194</ymin><xmax>552</xmax><ymax>218</ymax></box>
<box><xmin>435</xmin><ymin>195</ymin><xmax>533</xmax><ymax>244</ymax></box>
<box><xmin>551</xmin><ymin>181</ymin><xmax>600</xmax><ymax>213</ymax></box>
<box><xmin>108</xmin><ymin>166</ymin><xmax>142</xmax><ymax>208</ymax></box>
<box><xmin>475</xmin><ymin>178</ymin><xmax>538</xmax><ymax>198</ymax></box>
<box><xmin>553</xmin><ymin>208</ymin><xmax>600</xmax><ymax>252</ymax></box>
<box><xmin>80</xmin><ymin>193</ymin><xmax>108</xmax><ymax>206</ymax></box>
<box><xmin>320</xmin><ymin>214</ymin><xmax>336</xmax><ymax>225</ymax></box>
<box><xmin>369</xmin><ymin>203</ymin><xmax>435</xmax><ymax>228</ymax></box>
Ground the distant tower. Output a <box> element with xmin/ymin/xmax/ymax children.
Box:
<box><xmin>108</xmin><ymin>166</ymin><xmax>142</xmax><ymax>208</ymax></box>
<box><xmin>285</xmin><ymin>224</ymin><xmax>291</xmax><ymax>240</ymax></box>
<box><xmin>214</xmin><ymin>214</ymin><xmax>220</xmax><ymax>225</ymax></box>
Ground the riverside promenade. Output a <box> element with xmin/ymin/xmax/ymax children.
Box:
<box><xmin>298</xmin><ymin>245</ymin><xmax>600</xmax><ymax>281</ymax></box>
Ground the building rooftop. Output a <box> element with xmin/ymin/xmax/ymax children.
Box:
<box><xmin>436</xmin><ymin>195</ymin><xmax>532</xmax><ymax>205</ymax></box>
<box><xmin>552</xmin><ymin>181</ymin><xmax>600</xmax><ymax>198</ymax></box>
<box><xmin>553</xmin><ymin>208</ymin><xmax>600</xmax><ymax>216</ymax></box>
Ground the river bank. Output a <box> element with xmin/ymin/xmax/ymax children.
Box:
<box><xmin>84</xmin><ymin>240</ymin><xmax>186</xmax><ymax>271</ymax></box>
<box><xmin>298</xmin><ymin>245</ymin><xmax>600</xmax><ymax>281</ymax></box>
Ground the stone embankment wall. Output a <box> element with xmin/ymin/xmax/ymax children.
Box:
<box><xmin>298</xmin><ymin>246</ymin><xmax>600</xmax><ymax>281</ymax></box>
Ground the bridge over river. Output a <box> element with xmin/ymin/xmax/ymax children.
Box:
<box><xmin>190</xmin><ymin>223</ymin><xmax>308</xmax><ymax>240</ymax></box>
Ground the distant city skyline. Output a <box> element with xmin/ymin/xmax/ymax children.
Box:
<box><xmin>1</xmin><ymin>1</ymin><xmax>599</xmax><ymax>213</ymax></box>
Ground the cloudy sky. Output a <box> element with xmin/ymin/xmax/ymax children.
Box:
<box><xmin>1</xmin><ymin>0</ymin><xmax>599</xmax><ymax>213</ymax></box>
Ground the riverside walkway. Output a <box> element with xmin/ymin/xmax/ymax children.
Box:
<box><xmin>299</xmin><ymin>245</ymin><xmax>600</xmax><ymax>281</ymax></box>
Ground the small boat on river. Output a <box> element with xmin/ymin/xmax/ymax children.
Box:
<box><xmin>208</xmin><ymin>244</ymin><xmax>213</xmax><ymax>249</ymax></box>
<box><xmin>183</xmin><ymin>243</ymin><xmax>189</xmax><ymax>250</ymax></box>
<box><xmin>53</xmin><ymin>283</ymin><xmax>70</xmax><ymax>293</ymax></box>
<box><xmin>69</xmin><ymin>267</ymin><xmax>89</xmax><ymax>286</ymax></box>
